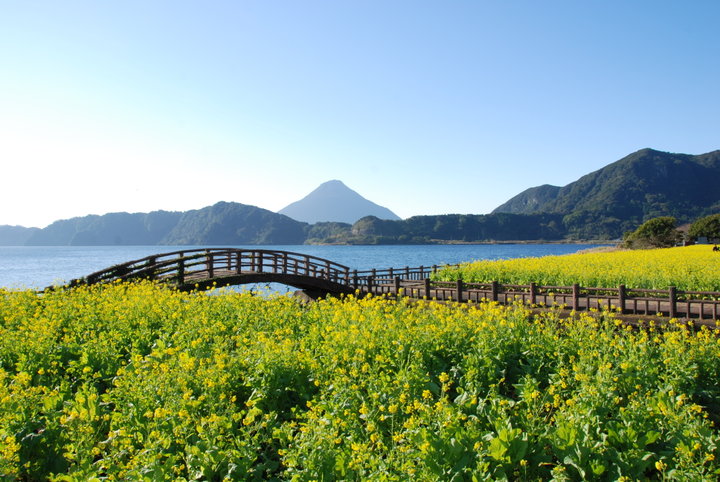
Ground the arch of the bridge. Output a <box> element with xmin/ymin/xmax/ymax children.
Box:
<box><xmin>64</xmin><ymin>248</ymin><xmax>362</xmax><ymax>296</ymax></box>
<box><xmin>177</xmin><ymin>272</ymin><xmax>357</xmax><ymax>295</ymax></box>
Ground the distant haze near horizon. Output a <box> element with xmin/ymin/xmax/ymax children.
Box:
<box><xmin>1</xmin><ymin>1</ymin><xmax>718</xmax><ymax>228</ymax></box>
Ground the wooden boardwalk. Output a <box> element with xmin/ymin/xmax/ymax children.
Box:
<box><xmin>61</xmin><ymin>248</ymin><xmax>720</xmax><ymax>323</ymax></box>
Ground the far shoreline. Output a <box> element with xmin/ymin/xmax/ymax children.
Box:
<box><xmin>305</xmin><ymin>240</ymin><xmax>617</xmax><ymax>247</ymax></box>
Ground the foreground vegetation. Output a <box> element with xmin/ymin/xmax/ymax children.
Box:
<box><xmin>436</xmin><ymin>244</ymin><xmax>720</xmax><ymax>292</ymax></box>
<box><xmin>2</xmin><ymin>282</ymin><xmax>720</xmax><ymax>479</ymax></box>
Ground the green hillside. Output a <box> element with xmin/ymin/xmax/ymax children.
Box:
<box><xmin>315</xmin><ymin>213</ymin><xmax>567</xmax><ymax>244</ymax></box>
<box><xmin>162</xmin><ymin>202</ymin><xmax>307</xmax><ymax>245</ymax></box>
<box><xmin>493</xmin><ymin>149</ymin><xmax>720</xmax><ymax>238</ymax></box>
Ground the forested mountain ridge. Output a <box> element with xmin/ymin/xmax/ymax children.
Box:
<box><xmin>0</xmin><ymin>225</ymin><xmax>41</xmax><ymax>245</ymax></box>
<box><xmin>491</xmin><ymin>185</ymin><xmax>561</xmax><ymax>215</ymax></box>
<box><xmin>0</xmin><ymin>209</ymin><xmax>571</xmax><ymax>246</ymax></box>
<box><xmin>336</xmin><ymin>213</ymin><xmax>566</xmax><ymax>244</ymax></box>
<box><xmin>24</xmin><ymin>211</ymin><xmax>182</xmax><ymax>246</ymax></box>
<box><xmin>493</xmin><ymin>148</ymin><xmax>720</xmax><ymax>238</ymax></box>
<box><xmin>162</xmin><ymin>202</ymin><xmax>307</xmax><ymax>245</ymax></box>
<box><xmin>9</xmin><ymin>203</ymin><xmax>309</xmax><ymax>246</ymax></box>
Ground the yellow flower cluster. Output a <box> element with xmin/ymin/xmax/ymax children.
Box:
<box><xmin>437</xmin><ymin>245</ymin><xmax>720</xmax><ymax>291</ymax></box>
<box><xmin>0</xmin><ymin>281</ymin><xmax>719</xmax><ymax>479</ymax></box>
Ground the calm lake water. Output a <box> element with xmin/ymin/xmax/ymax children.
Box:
<box><xmin>0</xmin><ymin>244</ymin><xmax>607</xmax><ymax>290</ymax></box>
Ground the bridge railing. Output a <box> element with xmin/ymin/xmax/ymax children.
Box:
<box><xmin>229</xmin><ymin>250</ymin><xmax>351</xmax><ymax>284</ymax></box>
<box><xmin>357</xmin><ymin>277</ymin><xmax>720</xmax><ymax>321</ymax></box>
<box><xmin>68</xmin><ymin>248</ymin><xmax>353</xmax><ymax>288</ymax></box>
<box><xmin>348</xmin><ymin>266</ymin><xmax>427</xmax><ymax>292</ymax></box>
<box><xmin>74</xmin><ymin>249</ymin><xmax>202</xmax><ymax>286</ymax></box>
<box><xmin>63</xmin><ymin>249</ymin><xmax>720</xmax><ymax>321</ymax></box>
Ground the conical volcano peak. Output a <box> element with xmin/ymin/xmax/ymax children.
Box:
<box><xmin>278</xmin><ymin>180</ymin><xmax>401</xmax><ymax>224</ymax></box>
<box><xmin>310</xmin><ymin>180</ymin><xmax>352</xmax><ymax>195</ymax></box>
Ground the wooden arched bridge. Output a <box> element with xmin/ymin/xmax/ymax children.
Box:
<box><xmin>64</xmin><ymin>248</ymin><xmax>434</xmax><ymax>296</ymax></box>
<box><xmin>62</xmin><ymin>248</ymin><xmax>720</xmax><ymax>323</ymax></box>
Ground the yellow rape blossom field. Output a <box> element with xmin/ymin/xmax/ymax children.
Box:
<box><xmin>2</xmin><ymin>281</ymin><xmax>720</xmax><ymax>480</ymax></box>
<box><xmin>437</xmin><ymin>245</ymin><xmax>720</xmax><ymax>292</ymax></box>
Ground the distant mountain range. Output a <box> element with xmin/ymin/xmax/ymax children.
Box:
<box><xmin>1</xmin><ymin>148</ymin><xmax>718</xmax><ymax>245</ymax></box>
<box><xmin>0</xmin><ymin>225</ymin><xmax>40</xmax><ymax>245</ymax></box>
<box><xmin>278</xmin><ymin>180</ymin><xmax>400</xmax><ymax>224</ymax></box>
<box><xmin>0</xmin><ymin>181</ymin><xmax>400</xmax><ymax>246</ymax></box>
<box><xmin>6</xmin><ymin>203</ymin><xmax>309</xmax><ymax>246</ymax></box>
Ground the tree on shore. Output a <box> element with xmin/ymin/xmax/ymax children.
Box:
<box><xmin>688</xmin><ymin>213</ymin><xmax>720</xmax><ymax>242</ymax></box>
<box><xmin>622</xmin><ymin>216</ymin><xmax>681</xmax><ymax>249</ymax></box>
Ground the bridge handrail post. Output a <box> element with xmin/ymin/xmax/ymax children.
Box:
<box><xmin>530</xmin><ymin>282</ymin><xmax>537</xmax><ymax>305</ymax></box>
<box><xmin>618</xmin><ymin>284</ymin><xmax>626</xmax><ymax>314</ymax></box>
<box><xmin>405</xmin><ymin>266</ymin><xmax>410</xmax><ymax>278</ymax></box>
<box><xmin>326</xmin><ymin>261</ymin><xmax>331</xmax><ymax>280</ymax></box>
<box><xmin>257</xmin><ymin>251</ymin><xmax>263</xmax><ymax>273</ymax></box>
<box><xmin>177</xmin><ymin>257</ymin><xmax>185</xmax><ymax>286</ymax></box>
<box><xmin>456</xmin><ymin>279</ymin><xmax>463</xmax><ymax>303</ymax></box>
<box><xmin>424</xmin><ymin>278</ymin><xmax>431</xmax><ymax>299</ymax></box>
<box><xmin>367</xmin><ymin>276</ymin><xmax>374</xmax><ymax>295</ymax></box>
<box><xmin>207</xmin><ymin>251</ymin><xmax>214</xmax><ymax>279</ymax></box>
<box><xmin>572</xmin><ymin>283</ymin><xmax>580</xmax><ymax>311</ymax></box>
<box><xmin>394</xmin><ymin>276</ymin><xmax>401</xmax><ymax>297</ymax></box>
<box><xmin>669</xmin><ymin>286</ymin><xmax>677</xmax><ymax>318</ymax></box>
<box><xmin>236</xmin><ymin>251</ymin><xmax>243</xmax><ymax>274</ymax></box>
<box><xmin>146</xmin><ymin>256</ymin><xmax>157</xmax><ymax>280</ymax></box>
<box><xmin>491</xmin><ymin>281</ymin><xmax>499</xmax><ymax>302</ymax></box>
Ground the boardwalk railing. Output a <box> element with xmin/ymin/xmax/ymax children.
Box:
<box><xmin>63</xmin><ymin>248</ymin><xmax>720</xmax><ymax>322</ymax></box>
<box><xmin>367</xmin><ymin>277</ymin><xmax>720</xmax><ymax>322</ymax></box>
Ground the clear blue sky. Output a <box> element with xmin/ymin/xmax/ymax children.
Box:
<box><xmin>1</xmin><ymin>1</ymin><xmax>718</xmax><ymax>228</ymax></box>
